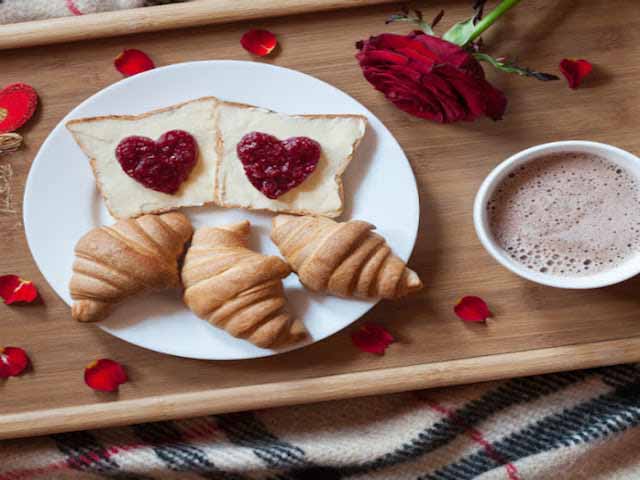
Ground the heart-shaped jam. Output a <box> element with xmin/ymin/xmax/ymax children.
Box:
<box><xmin>115</xmin><ymin>130</ymin><xmax>197</xmax><ymax>194</ymax></box>
<box><xmin>237</xmin><ymin>132</ymin><xmax>321</xmax><ymax>199</ymax></box>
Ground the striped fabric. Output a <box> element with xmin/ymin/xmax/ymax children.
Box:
<box><xmin>1</xmin><ymin>364</ymin><xmax>639</xmax><ymax>479</ymax></box>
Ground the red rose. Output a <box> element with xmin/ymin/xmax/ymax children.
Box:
<box><xmin>356</xmin><ymin>33</ymin><xmax>507</xmax><ymax>123</ymax></box>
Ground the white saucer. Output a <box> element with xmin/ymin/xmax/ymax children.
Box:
<box><xmin>23</xmin><ymin>60</ymin><xmax>420</xmax><ymax>360</ymax></box>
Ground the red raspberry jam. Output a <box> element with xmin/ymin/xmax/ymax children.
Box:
<box><xmin>236</xmin><ymin>132</ymin><xmax>321</xmax><ymax>199</ymax></box>
<box><xmin>115</xmin><ymin>130</ymin><xmax>197</xmax><ymax>194</ymax></box>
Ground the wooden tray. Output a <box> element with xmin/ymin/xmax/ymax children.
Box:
<box><xmin>0</xmin><ymin>0</ymin><xmax>395</xmax><ymax>50</ymax></box>
<box><xmin>2</xmin><ymin>0</ymin><xmax>640</xmax><ymax>440</ymax></box>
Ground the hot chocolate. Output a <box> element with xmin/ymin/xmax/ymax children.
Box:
<box><xmin>487</xmin><ymin>152</ymin><xmax>640</xmax><ymax>276</ymax></box>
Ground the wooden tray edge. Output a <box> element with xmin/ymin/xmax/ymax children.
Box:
<box><xmin>0</xmin><ymin>0</ymin><xmax>395</xmax><ymax>50</ymax></box>
<box><xmin>2</xmin><ymin>336</ymin><xmax>639</xmax><ymax>440</ymax></box>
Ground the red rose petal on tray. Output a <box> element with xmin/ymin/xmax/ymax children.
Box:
<box><xmin>115</xmin><ymin>49</ymin><xmax>155</xmax><ymax>77</ymax></box>
<box><xmin>0</xmin><ymin>275</ymin><xmax>39</xmax><ymax>305</ymax></box>
<box><xmin>0</xmin><ymin>347</ymin><xmax>30</xmax><ymax>378</ymax></box>
<box><xmin>241</xmin><ymin>29</ymin><xmax>277</xmax><ymax>57</ymax></box>
<box><xmin>0</xmin><ymin>83</ymin><xmax>38</xmax><ymax>134</ymax></box>
<box><xmin>85</xmin><ymin>359</ymin><xmax>128</xmax><ymax>392</ymax></box>
<box><xmin>351</xmin><ymin>322</ymin><xmax>394</xmax><ymax>355</ymax></box>
<box><xmin>559</xmin><ymin>59</ymin><xmax>592</xmax><ymax>89</ymax></box>
<box><xmin>454</xmin><ymin>296</ymin><xmax>491</xmax><ymax>323</ymax></box>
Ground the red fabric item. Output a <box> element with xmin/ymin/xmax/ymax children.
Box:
<box><xmin>0</xmin><ymin>83</ymin><xmax>38</xmax><ymax>134</ymax></box>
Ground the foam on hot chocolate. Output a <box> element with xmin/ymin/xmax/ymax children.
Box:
<box><xmin>488</xmin><ymin>152</ymin><xmax>640</xmax><ymax>276</ymax></box>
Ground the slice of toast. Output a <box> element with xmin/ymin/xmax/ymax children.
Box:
<box><xmin>66</xmin><ymin>97</ymin><xmax>219</xmax><ymax>219</ymax></box>
<box><xmin>215</xmin><ymin>101</ymin><xmax>367</xmax><ymax>218</ymax></box>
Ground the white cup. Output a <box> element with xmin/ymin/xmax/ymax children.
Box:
<box><xmin>473</xmin><ymin>141</ymin><xmax>640</xmax><ymax>289</ymax></box>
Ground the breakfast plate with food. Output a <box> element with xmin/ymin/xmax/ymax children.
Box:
<box><xmin>23</xmin><ymin>60</ymin><xmax>421</xmax><ymax>360</ymax></box>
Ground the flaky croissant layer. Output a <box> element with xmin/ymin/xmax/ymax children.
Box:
<box><xmin>182</xmin><ymin>221</ymin><xmax>307</xmax><ymax>348</ymax></box>
<box><xmin>69</xmin><ymin>212</ymin><xmax>194</xmax><ymax>322</ymax></box>
<box><xmin>271</xmin><ymin>215</ymin><xmax>422</xmax><ymax>299</ymax></box>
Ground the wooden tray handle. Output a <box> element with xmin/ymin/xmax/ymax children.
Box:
<box><xmin>0</xmin><ymin>0</ymin><xmax>395</xmax><ymax>50</ymax></box>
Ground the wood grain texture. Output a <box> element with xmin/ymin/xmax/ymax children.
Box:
<box><xmin>2</xmin><ymin>337</ymin><xmax>638</xmax><ymax>440</ymax></box>
<box><xmin>0</xmin><ymin>0</ymin><xmax>396</xmax><ymax>50</ymax></box>
<box><xmin>2</xmin><ymin>0</ymin><xmax>640</xmax><ymax>439</ymax></box>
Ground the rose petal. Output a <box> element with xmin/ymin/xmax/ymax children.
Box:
<box><xmin>559</xmin><ymin>59</ymin><xmax>592</xmax><ymax>89</ymax></box>
<box><xmin>0</xmin><ymin>83</ymin><xmax>38</xmax><ymax>134</ymax></box>
<box><xmin>0</xmin><ymin>347</ymin><xmax>30</xmax><ymax>378</ymax></box>
<box><xmin>84</xmin><ymin>359</ymin><xmax>128</xmax><ymax>392</ymax></box>
<box><xmin>351</xmin><ymin>322</ymin><xmax>394</xmax><ymax>355</ymax></box>
<box><xmin>0</xmin><ymin>275</ymin><xmax>38</xmax><ymax>305</ymax></box>
<box><xmin>439</xmin><ymin>65</ymin><xmax>507</xmax><ymax>121</ymax></box>
<box><xmin>241</xmin><ymin>29</ymin><xmax>277</xmax><ymax>57</ymax></box>
<box><xmin>412</xmin><ymin>33</ymin><xmax>484</xmax><ymax>78</ymax></box>
<box><xmin>454</xmin><ymin>296</ymin><xmax>491</xmax><ymax>322</ymax></box>
<box><xmin>114</xmin><ymin>49</ymin><xmax>155</xmax><ymax>77</ymax></box>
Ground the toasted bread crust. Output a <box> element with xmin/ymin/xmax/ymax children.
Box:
<box><xmin>215</xmin><ymin>100</ymin><xmax>367</xmax><ymax>218</ymax></box>
<box><xmin>67</xmin><ymin>96</ymin><xmax>366</xmax><ymax>219</ymax></box>
<box><xmin>66</xmin><ymin>97</ymin><xmax>220</xmax><ymax>219</ymax></box>
<box><xmin>65</xmin><ymin>96</ymin><xmax>219</xmax><ymax>129</ymax></box>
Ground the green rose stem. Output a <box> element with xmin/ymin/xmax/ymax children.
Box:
<box><xmin>466</xmin><ymin>0</ymin><xmax>524</xmax><ymax>45</ymax></box>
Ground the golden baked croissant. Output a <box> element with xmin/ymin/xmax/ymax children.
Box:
<box><xmin>271</xmin><ymin>215</ymin><xmax>422</xmax><ymax>299</ymax></box>
<box><xmin>181</xmin><ymin>221</ymin><xmax>307</xmax><ymax>348</ymax></box>
<box><xmin>69</xmin><ymin>212</ymin><xmax>193</xmax><ymax>322</ymax></box>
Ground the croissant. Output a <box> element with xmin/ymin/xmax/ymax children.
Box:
<box><xmin>69</xmin><ymin>212</ymin><xmax>193</xmax><ymax>322</ymax></box>
<box><xmin>271</xmin><ymin>215</ymin><xmax>422</xmax><ymax>299</ymax></box>
<box><xmin>181</xmin><ymin>221</ymin><xmax>307</xmax><ymax>348</ymax></box>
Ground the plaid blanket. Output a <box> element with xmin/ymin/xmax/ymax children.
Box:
<box><xmin>1</xmin><ymin>365</ymin><xmax>640</xmax><ymax>478</ymax></box>
<box><xmin>2</xmin><ymin>2</ymin><xmax>640</xmax><ymax>479</ymax></box>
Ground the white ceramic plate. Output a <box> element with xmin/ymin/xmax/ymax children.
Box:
<box><xmin>24</xmin><ymin>60</ymin><xmax>420</xmax><ymax>360</ymax></box>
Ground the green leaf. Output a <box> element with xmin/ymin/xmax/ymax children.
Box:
<box><xmin>386</xmin><ymin>9</ymin><xmax>434</xmax><ymax>35</ymax></box>
<box><xmin>442</xmin><ymin>18</ymin><xmax>476</xmax><ymax>46</ymax></box>
<box><xmin>474</xmin><ymin>53</ymin><xmax>560</xmax><ymax>81</ymax></box>
<box><xmin>387</xmin><ymin>17</ymin><xmax>434</xmax><ymax>35</ymax></box>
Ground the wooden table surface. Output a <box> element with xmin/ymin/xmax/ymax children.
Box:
<box><xmin>2</xmin><ymin>0</ymin><xmax>640</xmax><ymax>439</ymax></box>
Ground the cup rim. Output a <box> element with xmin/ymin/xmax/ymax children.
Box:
<box><xmin>473</xmin><ymin>140</ymin><xmax>640</xmax><ymax>289</ymax></box>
